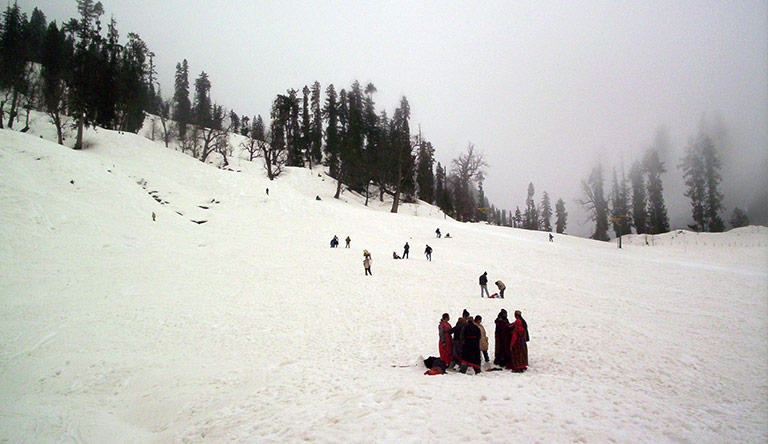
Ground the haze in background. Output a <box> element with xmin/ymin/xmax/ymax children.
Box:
<box><xmin>21</xmin><ymin>0</ymin><xmax>768</xmax><ymax>237</ymax></box>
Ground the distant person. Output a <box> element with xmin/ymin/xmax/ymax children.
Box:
<box><xmin>266</xmin><ymin>188</ymin><xmax>269</xmax><ymax>195</ymax></box>
<box><xmin>403</xmin><ymin>242</ymin><xmax>410</xmax><ymax>259</ymax></box>
<box><xmin>494</xmin><ymin>309</ymin><xmax>510</xmax><ymax>367</ymax></box>
<box><xmin>479</xmin><ymin>272</ymin><xmax>490</xmax><ymax>298</ymax></box>
<box><xmin>330</xmin><ymin>236</ymin><xmax>339</xmax><ymax>248</ymax></box>
<box><xmin>474</xmin><ymin>315</ymin><xmax>490</xmax><ymax>364</ymax></box>
<box><xmin>152</xmin><ymin>212</ymin><xmax>156</xmax><ymax>221</ymax></box>
<box><xmin>435</xmin><ymin>228</ymin><xmax>441</xmax><ymax>238</ymax></box>
<box><xmin>424</xmin><ymin>244</ymin><xmax>432</xmax><ymax>261</ymax></box>
<box><xmin>495</xmin><ymin>280</ymin><xmax>506</xmax><ymax>299</ymax></box>
<box><xmin>438</xmin><ymin>313</ymin><xmax>453</xmax><ymax>367</ymax></box>
<box><xmin>315</xmin><ymin>195</ymin><xmax>321</xmax><ymax>200</ymax></box>
<box><xmin>392</xmin><ymin>251</ymin><xmax>401</xmax><ymax>259</ymax></box>
<box><xmin>363</xmin><ymin>249</ymin><xmax>371</xmax><ymax>260</ymax></box>
<box><xmin>345</xmin><ymin>236</ymin><xmax>351</xmax><ymax>248</ymax></box>
<box><xmin>363</xmin><ymin>255</ymin><xmax>372</xmax><ymax>276</ymax></box>
<box><xmin>506</xmin><ymin>310</ymin><xmax>529</xmax><ymax>372</ymax></box>
<box><xmin>549</xmin><ymin>233</ymin><xmax>554</xmax><ymax>242</ymax></box>
<box><xmin>445</xmin><ymin>233</ymin><xmax>451</xmax><ymax>238</ymax></box>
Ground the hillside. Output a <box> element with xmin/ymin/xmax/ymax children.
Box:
<box><xmin>0</xmin><ymin>118</ymin><xmax>766</xmax><ymax>443</ymax></box>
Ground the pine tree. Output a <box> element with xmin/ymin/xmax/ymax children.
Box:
<box><xmin>610</xmin><ymin>167</ymin><xmax>631</xmax><ymax>238</ymax></box>
<box><xmin>579</xmin><ymin>164</ymin><xmax>610</xmax><ymax>241</ymax></box>
<box><xmin>193</xmin><ymin>71</ymin><xmax>212</xmax><ymax>126</ymax></box>
<box><xmin>416</xmin><ymin>138</ymin><xmax>435</xmax><ymax>204</ymax></box>
<box><xmin>26</xmin><ymin>7</ymin><xmax>47</xmax><ymax>64</ymax></box>
<box><xmin>285</xmin><ymin>88</ymin><xmax>302</xmax><ymax>167</ymax></box>
<box><xmin>173</xmin><ymin>59</ymin><xmax>191</xmax><ymax>138</ymax></box>
<box><xmin>389</xmin><ymin>96</ymin><xmax>413</xmax><ymax>212</ymax></box>
<box><xmin>514</xmin><ymin>207</ymin><xmax>522</xmax><ymax>228</ymax></box>
<box><xmin>540</xmin><ymin>191</ymin><xmax>553</xmax><ymax>231</ymax></box>
<box><xmin>729</xmin><ymin>207</ymin><xmax>749</xmax><ymax>228</ymax></box>
<box><xmin>69</xmin><ymin>0</ymin><xmax>105</xmax><ymax>149</ymax></box>
<box><xmin>629</xmin><ymin>160</ymin><xmax>647</xmax><ymax>234</ymax></box>
<box><xmin>310</xmin><ymin>81</ymin><xmax>323</xmax><ymax>165</ymax></box>
<box><xmin>644</xmin><ymin>149</ymin><xmax>670</xmax><ymax>234</ymax></box>
<box><xmin>41</xmin><ymin>21</ymin><xmax>70</xmax><ymax>145</ymax></box>
<box><xmin>323</xmin><ymin>84</ymin><xmax>340</xmax><ymax>178</ymax></box>
<box><xmin>524</xmin><ymin>182</ymin><xmax>538</xmax><ymax>230</ymax></box>
<box><xmin>0</xmin><ymin>2</ymin><xmax>31</xmax><ymax>129</ymax></box>
<box><xmin>679</xmin><ymin>135</ymin><xmax>707</xmax><ymax>231</ymax></box>
<box><xmin>701</xmin><ymin>135</ymin><xmax>725</xmax><ymax>232</ymax></box>
<box><xmin>555</xmin><ymin>198</ymin><xmax>567</xmax><ymax>234</ymax></box>
<box><xmin>301</xmin><ymin>85</ymin><xmax>312</xmax><ymax>168</ymax></box>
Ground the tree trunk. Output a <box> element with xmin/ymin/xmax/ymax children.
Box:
<box><xmin>7</xmin><ymin>89</ymin><xmax>18</xmax><ymax>129</ymax></box>
<box><xmin>74</xmin><ymin>116</ymin><xmax>84</xmax><ymax>150</ymax></box>
<box><xmin>54</xmin><ymin>114</ymin><xmax>63</xmax><ymax>145</ymax></box>
<box><xmin>334</xmin><ymin>174</ymin><xmax>343</xmax><ymax>199</ymax></box>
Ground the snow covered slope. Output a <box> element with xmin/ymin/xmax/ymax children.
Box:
<box><xmin>1</xmin><ymin>123</ymin><xmax>766</xmax><ymax>443</ymax></box>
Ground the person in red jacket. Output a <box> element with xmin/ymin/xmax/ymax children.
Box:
<box><xmin>506</xmin><ymin>310</ymin><xmax>529</xmax><ymax>372</ymax></box>
<box><xmin>438</xmin><ymin>313</ymin><xmax>453</xmax><ymax>367</ymax></box>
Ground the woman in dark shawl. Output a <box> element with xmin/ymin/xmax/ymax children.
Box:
<box><xmin>493</xmin><ymin>309</ymin><xmax>510</xmax><ymax>367</ymax></box>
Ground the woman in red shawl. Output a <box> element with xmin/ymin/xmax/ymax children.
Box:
<box><xmin>438</xmin><ymin>313</ymin><xmax>453</xmax><ymax>367</ymax></box>
<box><xmin>505</xmin><ymin>310</ymin><xmax>528</xmax><ymax>372</ymax></box>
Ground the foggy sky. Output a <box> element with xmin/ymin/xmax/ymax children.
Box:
<box><xmin>21</xmin><ymin>1</ymin><xmax>768</xmax><ymax>236</ymax></box>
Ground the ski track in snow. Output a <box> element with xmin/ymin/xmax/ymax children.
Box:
<box><xmin>0</xmin><ymin>114</ymin><xmax>767</xmax><ymax>443</ymax></box>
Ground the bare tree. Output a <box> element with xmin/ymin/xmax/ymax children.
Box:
<box><xmin>257</xmin><ymin>127</ymin><xmax>286</xmax><ymax>180</ymax></box>
<box><xmin>240</xmin><ymin>127</ymin><xmax>259</xmax><ymax>162</ymax></box>
<box><xmin>158</xmin><ymin>98</ymin><xmax>173</xmax><ymax>148</ymax></box>
<box><xmin>450</xmin><ymin>142</ymin><xmax>487</xmax><ymax>221</ymax></box>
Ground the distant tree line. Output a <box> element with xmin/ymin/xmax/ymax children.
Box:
<box><xmin>576</xmin><ymin>132</ymin><xmax>748</xmax><ymax>242</ymax></box>
<box><xmin>1</xmin><ymin>3</ymin><xmax>750</xmax><ymax>230</ymax></box>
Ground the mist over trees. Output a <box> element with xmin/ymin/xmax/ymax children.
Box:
<box><xmin>1</xmin><ymin>2</ymin><xmax>760</xmax><ymax>236</ymax></box>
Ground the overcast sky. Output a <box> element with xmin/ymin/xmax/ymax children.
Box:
<box><xmin>21</xmin><ymin>0</ymin><xmax>768</xmax><ymax>236</ymax></box>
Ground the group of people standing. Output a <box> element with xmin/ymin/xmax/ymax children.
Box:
<box><xmin>329</xmin><ymin>235</ymin><xmax>352</xmax><ymax>248</ymax></box>
<box><xmin>437</xmin><ymin>308</ymin><xmax>528</xmax><ymax>375</ymax></box>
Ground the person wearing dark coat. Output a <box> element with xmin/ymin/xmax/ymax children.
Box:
<box><xmin>403</xmin><ymin>242</ymin><xmax>410</xmax><ymax>259</ymax></box>
<box><xmin>424</xmin><ymin>245</ymin><xmax>432</xmax><ymax>261</ymax></box>
<box><xmin>459</xmin><ymin>316</ymin><xmax>482</xmax><ymax>374</ymax></box>
<box><xmin>505</xmin><ymin>310</ymin><xmax>529</xmax><ymax>372</ymax></box>
<box><xmin>448</xmin><ymin>316</ymin><xmax>467</xmax><ymax>368</ymax></box>
<box><xmin>493</xmin><ymin>309</ymin><xmax>511</xmax><ymax>367</ymax></box>
<box><xmin>479</xmin><ymin>271</ymin><xmax>490</xmax><ymax>298</ymax></box>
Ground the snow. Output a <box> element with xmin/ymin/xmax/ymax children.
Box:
<box><xmin>1</xmin><ymin>114</ymin><xmax>767</xmax><ymax>443</ymax></box>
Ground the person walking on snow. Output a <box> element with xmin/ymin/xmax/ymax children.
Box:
<box><xmin>435</xmin><ymin>228</ymin><xmax>441</xmax><ymax>238</ymax></box>
<box><xmin>345</xmin><ymin>236</ymin><xmax>351</xmax><ymax>248</ymax></box>
<box><xmin>438</xmin><ymin>313</ymin><xmax>453</xmax><ymax>367</ymax></box>
<box><xmin>479</xmin><ymin>271</ymin><xmax>490</xmax><ymax>298</ymax></box>
<box><xmin>403</xmin><ymin>242</ymin><xmax>410</xmax><ymax>259</ymax></box>
<box><xmin>424</xmin><ymin>245</ymin><xmax>433</xmax><ymax>261</ymax></box>
<box><xmin>474</xmin><ymin>315</ymin><xmax>490</xmax><ymax>364</ymax></box>
<box><xmin>495</xmin><ymin>280</ymin><xmax>506</xmax><ymax>299</ymax></box>
<box><xmin>363</xmin><ymin>255</ymin><xmax>372</xmax><ymax>276</ymax></box>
